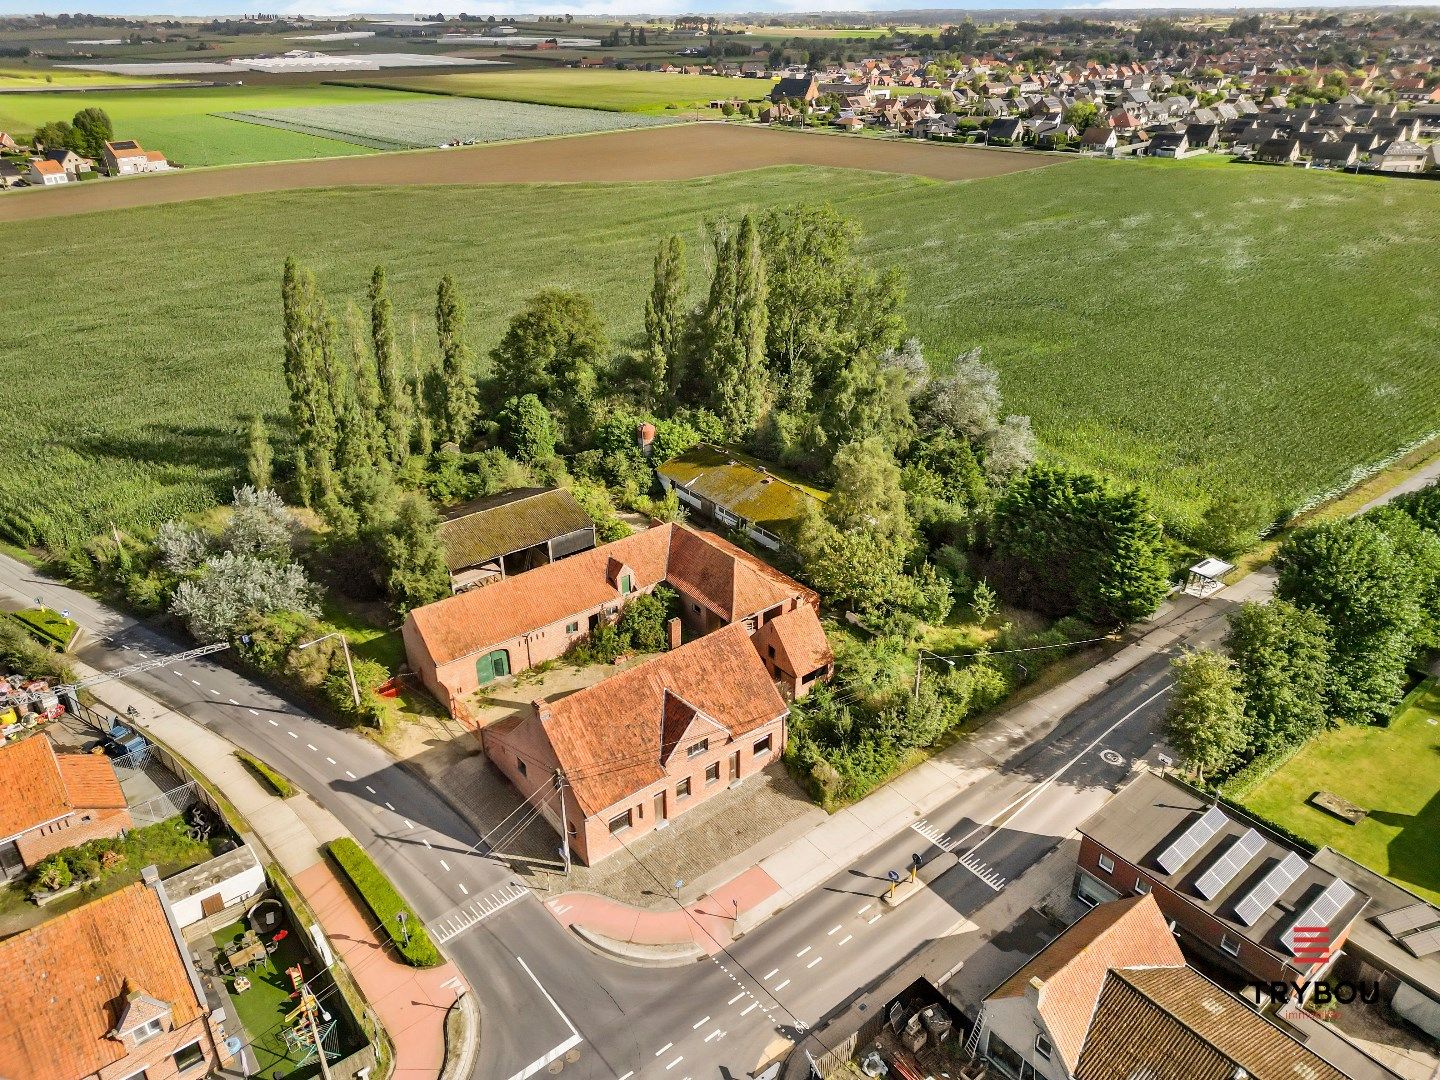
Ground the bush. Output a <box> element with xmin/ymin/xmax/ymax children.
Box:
<box><xmin>29</xmin><ymin>854</ymin><xmax>72</xmax><ymax>895</ymax></box>
<box><xmin>235</xmin><ymin>751</ymin><xmax>297</xmax><ymax>798</ymax></box>
<box><xmin>325</xmin><ymin>838</ymin><xmax>442</xmax><ymax>967</ymax></box>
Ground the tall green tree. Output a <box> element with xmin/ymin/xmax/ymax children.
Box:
<box><xmin>1276</xmin><ymin>517</ymin><xmax>1431</xmax><ymax>723</ymax></box>
<box><xmin>1226</xmin><ymin>600</ymin><xmax>1332</xmax><ymax>754</ymax></box>
<box><xmin>280</xmin><ymin>258</ymin><xmax>338</xmax><ymax>507</ymax></box>
<box><xmin>827</xmin><ymin>437</ymin><xmax>910</xmax><ymax>542</ymax></box>
<box><xmin>435</xmin><ymin>275</ymin><xmax>479</xmax><ymax>447</ymax></box>
<box><xmin>70</xmin><ymin>106</ymin><xmax>113</xmax><ymax>159</ymax></box>
<box><xmin>378</xmin><ymin>492</ymin><xmax>452</xmax><ymax>611</ymax></box>
<box><xmin>644</xmin><ymin>234</ymin><xmax>685</xmax><ymax>403</ymax></box>
<box><xmin>409</xmin><ymin>322</ymin><xmax>435</xmax><ymax>458</ymax></box>
<box><xmin>369</xmin><ymin>266</ymin><xmax>412</xmax><ymax>465</ymax></box>
<box><xmin>991</xmin><ymin>465</ymin><xmax>1170</xmax><ymax>626</ymax></box>
<box><xmin>1165</xmin><ymin>648</ymin><xmax>1248</xmax><ymax>781</ymax></box>
<box><xmin>489</xmin><ymin>289</ymin><xmax>608</xmax><ymax>441</ymax></box>
<box><xmin>700</xmin><ymin>216</ymin><xmax>770</xmax><ymax>437</ymax></box>
<box><xmin>244</xmin><ymin>414</ymin><xmax>273</xmax><ymax>491</ymax></box>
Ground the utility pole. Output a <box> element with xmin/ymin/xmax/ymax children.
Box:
<box><xmin>914</xmin><ymin>650</ymin><xmax>955</xmax><ymax>700</ymax></box>
<box><xmin>298</xmin><ymin>631</ymin><xmax>361</xmax><ymax>709</ymax></box>
<box><xmin>302</xmin><ymin>980</ymin><xmax>333</xmax><ymax>1080</ymax></box>
<box><xmin>555</xmin><ymin>770</ymin><xmax>571</xmax><ymax>876</ymax></box>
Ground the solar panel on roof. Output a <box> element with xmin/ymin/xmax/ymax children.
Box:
<box><xmin>1155</xmin><ymin>805</ymin><xmax>1229</xmax><ymax>876</ymax></box>
<box><xmin>1375</xmin><ymin>902</ymin><xmax>1440</xmax><ymax>937</ymax></box>
<box><xmin>1282</xmin><ymin>878</ymin><xmax>1357</xmax><ymax>954</ymax></box>
<box><xmin>1235</xmin><ymin>851</ymin><xmax>1308</xmax><ymax>926</ymax></box>
<box><xmin>1401</xmin><ymin>927</ymin><xmax>1440</xmax><ymax>958</ymax></box>
<box><xmin>1194</xmin><ymin>828</ymin><xmax>1266</xmax><ymax>900</ymax></box>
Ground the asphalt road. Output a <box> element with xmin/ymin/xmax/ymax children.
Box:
<box><xmin>0</xmin><ymin>550</ymin><xmax>1239</xmax><ymax>1080</ymax></box>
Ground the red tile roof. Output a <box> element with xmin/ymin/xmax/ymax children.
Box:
<box><xmin>988</xmin><ymin>894</ymin><xmax>1185</xmax><ymax>1072</ymax></box>
<box><xmin>0</xmin><ymin>884</ymin><xmax>206</xmax><ymax>1080</ymax></box>
<box><xmin>57</xmin><ymin>754</ymin><xmax>127</xmax><ymax>810</ymax></box>
<box><xmin>518</xmin><ymin>622</ymin><xmax>787</xmax><ymax>817</ymax></box>
<box><xmin>0</xmin><ymin>736</ymin><xmax>73</xmax><ymax>841</ymax></box>
<box><xmin>754</xmin><ymin>605</ymin><xmax>832</xmax><ymax>678</ymax></box>
<box><xmin>407</xmin><ymin>523</ymin><xmax>807</xmax><ymax>668</ymax></box>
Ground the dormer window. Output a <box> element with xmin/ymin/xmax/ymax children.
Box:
<box><xmin>132</xmin><ymin>1018</ymin><xmax>164</xmax><ymax>1044</ymax></box>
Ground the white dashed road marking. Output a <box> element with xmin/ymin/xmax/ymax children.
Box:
<box><xmin>763</xmin><ymin>969</ymin><xmax>779</xmax><ymax>980</ymax></box>
<box><xmin>741</xmin><ymin>1002</ymin><xmax>758</xmax><ymax>1017</ymax></box>
<box><xmin>655</xmin><ymin>1044</ymin><xmax>672</xmax><ymax>1057</ymax></box>
<box><xmin>827</xmin><ymin>924</ymin><xmax>841</xmax><ymax>935</ymax></box>
<box><xmin>727</xmin><ymin>992</ymin><xmax>745</xmax><ymax>1005</ymax></box>
<box><xmin>268</xmin><ymin>719</ymin><xmax>278</xmax><ymax>727</ymax></box>
<box><xmin>807</xmin><ymin>956</ymin><xmax>822</xmax><ymax>969</ymax></box>
<box><xmin>692</xmin><ymin>1017</ymin><xmax>709</xmax><ymax>1030</ymax></box>
<box><xmin>838</xmin><ymin>934</ymin><xmax>853</xmax><ymax>947</ymax></box>
<box><xmin>795</xmin><ymin>946</ymin><xmax>810</xmax><ymax>958</ymax></box>
<box><xmin>774</xmin><ymin>979</ymin><xmax>790</xmax><ymax>992</ymax></box>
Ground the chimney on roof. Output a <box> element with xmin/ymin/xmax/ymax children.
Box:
<box><xmin>1026</xmin><ymin>975</ymin><xmax>1045</xmax><ymax>1006</ymax></box>
<box><xmin>534</xmin><ymin>699</ymin><xmax>552</xmax><ymax>724</ymax></box>
<box><xmin>667</xmin><ymin>617</ymin><xmax>682</xmax><ymax>652</ymax></box>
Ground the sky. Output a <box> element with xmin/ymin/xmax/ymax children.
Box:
<box><xmin>0</xmin><ymin>0</ymin><xmax>1420</xmax><ymax>17</ymax></box>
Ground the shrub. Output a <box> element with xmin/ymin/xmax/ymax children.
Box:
<box><xmin>325</xmin><ymin>838</ymin><xmax>442</xmax><ymax>967</ymax></box>
<box><xmin>235</xmin><ymin>751</ymin><xmax>297</xmax><ymax>798</ymax></box>
<box><xmin>29</xmin><ymin>854</ymin><xmax>72</xmax><ymax>895</ymax></box>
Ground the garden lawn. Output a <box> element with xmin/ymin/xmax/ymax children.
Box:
<box><xmin>1243</xmin><ymin>680</ymin><xmax>1440</xmax><ymax>904</ymax></box>
<box><xmin>347</xmin><ymin>68</ymin><xmax>771</xmax><ymax>113</ymax></box>
<box><xmin>212</xmin><ymin>919</ymin><xmax>320</xmax><ymax>1079</ymax></box>
<box><xmin>2</xmin><ymin>158</ymin><xmax>1440</xmax><ymax>547</ymax></box>
<box><xmin>0</xmin><ymin>84</ymin><xmax>420</xmax><ymax>166</ymax></box>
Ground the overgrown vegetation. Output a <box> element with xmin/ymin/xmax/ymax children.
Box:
<box><xmin>235</xmin><ymin>751</ymin><xmax>298</xmax><ymax>799</ymax></box>
<box><xmin>1167</xmin><ymin>479</ymin><xmax>1440</xmax><ymax>784</ymax></box>
<box><xmin>27</xmin><ymin>815</ymin><xmax>219</xmax><ymax>899</ymax></box>
<box><xmin>6</xmin><ymin>608</ymin><xmax>78</xmax><ymax>651</ymax></box>
<box><xmin>325</xmin><ymin>838</ymin><xmax>442</xmax><ymax>967</ymax></box>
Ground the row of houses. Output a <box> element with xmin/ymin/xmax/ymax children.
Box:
<box><xmin>0</xmin><ymin>138</ymin><xmax>171</xmax><ymax>191</ymax></box>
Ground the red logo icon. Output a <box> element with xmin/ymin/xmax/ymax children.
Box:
<box><xmin>1291</xmin><ymin>926</ymin><xmax>1331</xmax><ymax>962</ymax></box>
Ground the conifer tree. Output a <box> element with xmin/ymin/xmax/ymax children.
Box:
<box><xmin>435</xmin><ymin>275</ymin><xmax>478</xmax><ymax>446</ymax></box>
<box><xmin>644</xmin><ymin>234</ymin><xmax>685</xmax><ymax>403</ymax></box>
<box><xmin>244</xmin><ymin>415</ymin><xmax>273</xmax><ymax>491</ymax></box>
<box><xmin>370</xmin><ymin>266</ymin><xmax>412</xmax><ymax>465</ymax></box>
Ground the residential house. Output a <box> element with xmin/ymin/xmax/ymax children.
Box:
<box><xmin>482</xmin><ymin>622</ymin><xmax>788</xmax><ymax>864</ymax></box>
<box><xmin>43</xmin><ymin>148</ymin><xmax>91</xmax><ymax>179</ymax></box>
<box><xmin>1183</xmin><ymin>122</ymin><xmax>1219</xmax><ymax>149</ymax></box>
<box><xmin>0</xmin><ymin>735</ymin><xmax>131</xmax><ymax>880</ymax></box>
<box><xmin>973</xmin><ymin>894</ymin><xmax>1347</xmax><ymax>1080</ymax></box>
<box><xmin>0</xmin><ymin>878</ymin><xmax>232</xmax><ymax>1080</ymax></box>
<box><xmin>403</xmin><ymin>522</ymin><xmax>825</xmax><ymax>719</ymax></box>
<box><xmin>657</xmin><ymin>444</ymin><xmax>825</xmax><ymax>551</ymax></box>
<box><xmin>0</xmin><ymin>130</ymin><xmax>17</xmax><ymax>151</ymax></box>
<box><xmin>1372</xmin><ymin>140</ymin><xmax>1429</xmax><ymax>174</ymax></box>
<box><xmin>770</xmin><ymin>75</ymin><xmax>819</xmax><ymax>105</ymax></box>
<box><xmin>750</xmin><ymin>604</ymin><xmax>833</xmax><ymax>699</ymax></box>
<box><xmin>102</xmin><ymin>139</ymin><xmax>170</xmax><ymax>175</ymax></box>
<box><xmin>1254</xmin><ymin>136</ymin><xmax>1302</xmax><ymax>164</ymax></box>
<box><xmin>1079</xmin><ymin>126</ymin><xmax>1117</xmax><ymax>152</ymax></box>
<box><xmin>26</xmin><ymin>158</ymin><xmax>68</xmax><ymax>186</ymax></box>
<box><xmin>986</xmin><ymin>117</ymin><xmax>1026</xmax><ymax>145</ymax></box>
<box><xmin>437</xmin><ymin>487</ymin><xmax>595</xmax><ymax>593</ymax></box>
<box><xmin>1309</xmin><ymin>140</ymin><xmax>1358</xmax><ymax>169</ymax></box>
<box><xmin>1075</xmin><ymin>771</ymin><xmax>1369</xmax><ymax>988</ymax></box>
<box><xmin>1147</xmin><ymin>131</ymin><xmax>1190</xmax><ymax>157</ymax></box>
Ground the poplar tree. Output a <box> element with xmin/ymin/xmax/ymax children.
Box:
<box><xmin>281</xmin><ymin>258</ymin><xmax>338</xmax><ymax>507</ymax></box>
<box><xmin>435</xmin><ymin>275</ymin><xmax>478</xmax><ymax>446</ymax></box>
<box><xmin>644</xmin><ymin>234</ymin><xmax>685</xmax><ymax>403</ymax></box>
<box><xmin>705</xmin><ymin>214</ymin><xmax>769</xmax><ymax>437</ymax></box>
<box><xmin>410</xmin><ymin>323</ymin><xmax>435</xmax><ymax>458</ymax></box>
<box><xmin>370</xmin><ymin>266</ymin><xmax>411</xmax><ymax>465</ymax></box>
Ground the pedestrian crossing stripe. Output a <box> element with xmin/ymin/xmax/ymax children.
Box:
<box><xmin>910</xmin><ymin>818</ymin><xmax>958</xmax><ymax>852</ymax></box>
<box><xmin>431</xmin><ymin>883</ymin><xmax>529</xmax><ymax>943</ymax></box>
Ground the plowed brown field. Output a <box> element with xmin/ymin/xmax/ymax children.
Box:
<box><xmin>0</xmin><ymin>123</ymin><xmax>1052</xmax><ymax>223</ymax></box>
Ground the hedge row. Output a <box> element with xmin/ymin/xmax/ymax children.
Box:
<box><xmin>234</xmin><ymin>751</ymin><xmax>297</xmax><ymax>799</ymax></box>
<box><xmin>325</xmin><ymin>838</ymin><xmax>442</xmax><ymax>968</ymax></box>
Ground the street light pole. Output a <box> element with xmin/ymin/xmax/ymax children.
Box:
<box><xmin>298</xmin><ymin>632</ymin><xmax>361</xmax><ymax>710</ymax></box>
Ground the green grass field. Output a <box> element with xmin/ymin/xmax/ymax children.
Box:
<box><xmin>0</xmin><ymin>65</ymin><xmax>175</xmax><ymax>88</ymax></box>
<box><xmin>0</xmin><ymin>85</ymin><xmax>423</xmax><ymax>166</ymax></box>
<box><xmin>1</xmin><ymin>158</ymin><xmax>1439</xmax><ymax>548</ymax></box>
<box><xmin>1244</xmin><ymin>680</ymin><xmax>1440</xmax><ymax>903</ymax></box>
<box><xmin>350</xmin><ymin>68</ymin><xmax>770</xmax><ymax>113</ymax></box>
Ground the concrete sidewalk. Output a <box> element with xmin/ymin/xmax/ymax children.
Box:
<box><xmin>541</xmin><ymin>593</ymin><xmax>1227</xmax><ymax>952</ymax></box>
<box><xmin>74</xmin><ymin>659</ymin><xmax>468</xmax><ymax>1080</ymax></box>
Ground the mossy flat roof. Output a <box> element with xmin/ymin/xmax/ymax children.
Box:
<box><xmin>658</xmin><ymin>444</ymin><xmax>827</xmax><ymax>531</ymax></box>
<box><xmin>437</xmin><ymin>487</ymin><xmax>594</xmax><ymax>572</ymax></box>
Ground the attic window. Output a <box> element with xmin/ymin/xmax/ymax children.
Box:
<box><xmin>1034</xmin><ymin>1034</ymin><xmax>1053</xmax><ymax>1060</ymax></box>
<box><xmin>687</xmin><ymin>738</ymin><xmax>709</xmax><ymax>759</ymax></box>
<box><xmin>132</xmin><ymin>1018</ymin><xmax>164</xmax><ymax>1044</ymax></box>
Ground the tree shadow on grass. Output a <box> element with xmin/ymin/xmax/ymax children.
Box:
<box><xmin>1372</xmin><ymin>785</ymin><xmax>1440</xmax><ymax>898</ymax></box>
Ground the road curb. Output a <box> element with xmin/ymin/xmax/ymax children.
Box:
<box><xmin>570</xmin><ymin>922</ymin><xmax>706</xmax><ymax>966</ymax></box>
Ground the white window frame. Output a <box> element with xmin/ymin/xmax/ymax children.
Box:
<box><xmin>1097</xmin><ymin>854</ymin><xmax>1115</xmax><ymax>874</ymax></box>
<box><xmin>1220</xmin><ymin>933</ymin><xmax>1241</xmax><ymax>957</ymax></box>
<box><xmin>131</xmin><ymin>1017</ymin><xmax>164</xmax><ymax>1044</ymax></box>
<box><xmin>1034</xmin><ymin>1033</ymin><xmax>1053</xmax><ymax>1060</ymax></box>
<box><xmin>1134</xmin><ymin>878</ymin><xmax>1151</xmax><ymax>895</ymax></box>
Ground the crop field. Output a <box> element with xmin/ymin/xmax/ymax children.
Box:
<box><xmin>346</xmin><ymin>68</ymin><xmax>771</xmax><ymax>113</ymax></box>
<box><xmin>223</xmin><ymin>96</ymin><xmax>676</xmax><ymax>151</ymax></box>
<box><xmin>0</xmin><ymin>65</ymin><xmax>172</xmax><ymax>88</ymax></box>
<box><xmin>0</xmin><ymin>84</ymin><xmax>423</xmax><ymax>166</ymax></box>
<box><xmin>1</xmin><ymin>156</ymin><xmax>1438</xmax><ymax>548</ymax></box>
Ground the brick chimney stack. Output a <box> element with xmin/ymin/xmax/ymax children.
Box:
<box><xmin>534</xmin><ymin>699</ymin><xmax>553</xmax><ymax>724</ymax></box>
<box><xmin>667</xmin><ymin>617</ymin><xmax>683</xmax><ymax>651</ymax></box>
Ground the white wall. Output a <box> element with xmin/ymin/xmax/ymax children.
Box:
<box><xmin>169</xmin><ymin>861</ymin><xmax>266</xmax><ymax>928</ymax></box>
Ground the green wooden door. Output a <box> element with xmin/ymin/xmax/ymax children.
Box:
<box><xmin>477</xmin><ymin>649</ymin><xmax>511</xmax><ymax>685</ymax></box>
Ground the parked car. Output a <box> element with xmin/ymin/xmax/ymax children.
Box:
<box><xmin>102</xmin><ymin>721</ymin><xmax>146</xmax><ymax>757</ymax></box>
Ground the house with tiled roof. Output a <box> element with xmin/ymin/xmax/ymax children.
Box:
<box><xmin>0</xmin><ymin>735</ymin><xmax>130</xmax><ymax>880</ymax></box>
<box><xmin>437</xmin><ymin>486</ymin><xmax>595</xmax><ymax>593</ymax></box>
<box><xmin>0</xmin><ymin>876</ymin><xmax>230</xmax><ymax>1080</ymax></box>
<box><xmin>483</xmin><ymin>621</ymin><xmax>789</xmax><ymax>864</ymax></box>
<box><xmin>26</xmin><ymin>157</ymin><xmax>68</xmax><ymax>186</ymax></box>
<box><xmin>974</xmin><ymin>894</ymin><xmax>1348</xmax><ymax>1080</ymax></box>
<box><xmin>102</xmin><ymin>139</ymin><xmax>169</xmax><ymax>176</ymax></box>
<box><xmin>402</xmin><ymin>522</ymin><xmax>825</xmax><ymax>720</ymax></box>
